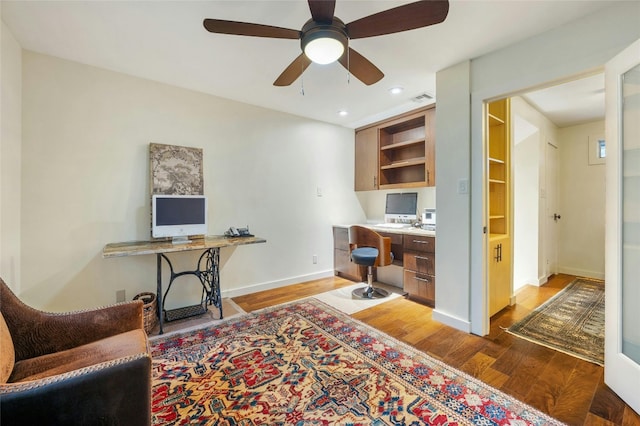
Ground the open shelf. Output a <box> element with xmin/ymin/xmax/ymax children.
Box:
<box><xmin>354</xmin><ymin>105</ymin><xmax>435</xmax><ymax>190</ymax></box>
<box><xmin>379</xmin><ymin>181</ymin><xmax>427</xmax><ymax>190</ymax></box>
<box><xmin>380</xmin><ymin>157</ymin><xmax>426</xmax><ymax>170</ymax></box>
<box><xmin>377</xmin><ymin>107</ymin><xmax>434</xmax><ymax>188</ymax></box>
<box><xmin>487</xmin><ymin>98</ymin><xmax>511</xmax><ymax>316</ymax></box>
<box><xmin>488</xmin><ymin>113</ymin><xmax>505</xmax><ymax>126</ymax></box>
<box><xmin>380</xmin><ymin>138</ymin><xmax>425</xmax><ymax>151</ymax></box>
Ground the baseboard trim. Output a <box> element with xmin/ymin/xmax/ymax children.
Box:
<box><xmin>432</xmin><ymin>309</ymin><xmax>471</xmax><ymax>333</ymax></box>
<box><xmin>221</xmin><ymin>270</ymin><xmax>335</xmax><ymax>298</ymax></box>
<box><xmin>557</xmin><ymin>266</ymin><xmax>605</xmax><ymax>280</ymax></box>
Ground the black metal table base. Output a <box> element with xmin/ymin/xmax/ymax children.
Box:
<box><xmin>164</xmin><ymin>304</ymin><xmax>208</xmax><ymax>322</ymax></box>
<box><xmin>156</xmin><ymin>247</ymin><xmax>222</xmax><ymax>334</ymax></box>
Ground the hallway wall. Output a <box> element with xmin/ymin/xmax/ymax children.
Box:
<box><xmin>557</xmin><ymin>120</ymin><xmax>606</xmax><ymax>279</ymax></box>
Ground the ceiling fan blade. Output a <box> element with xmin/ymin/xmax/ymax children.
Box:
<box><xmin>346</xmin><ymin>0</ymin><xmax>449</xmax><ymax>39</ymax></box>
<box><xmin>273</xmin><ymin>54</ymin><xmax>313</xmax><ymax>86</ymax></box>
<box><xmin>203</xmin><ymin>19</ymin><xmax>300</xmax><ymax>39</ymax></box>
<box><xmin>338</xmin><ymin>47</ymin><xmax>384</xmax><ymax>86</ymax></box>
<box><xmin>308</xmin><ymin>0</ymin><xmax>336</xmax><ymax>23</ymax></box>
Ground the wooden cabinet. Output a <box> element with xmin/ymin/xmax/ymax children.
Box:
<box><xmin>489</xmin><ymin>236</ymin><xmax>511</xmax><ymax>316</ymax></box>
<box><xmin>354</xmin><ymin>126</ymin><xmax>379</xmax><ymax>191</ymax></box>
<box><xmin>333</xmin><ymin>226</ymin><xmax>437</xmax><ymax>306</ymax></box>
<box><xmin>378</xmin><ymin>231</ymin><xmax>404</xmax><ymax>267</ymax></box>
<box><xmin>333</xmin><ymin>227</ymin><xmax>365</xmax><ymax>282</ymax></box>
<box><xmin>487</xmin><ymin>98</ymin><xmax>512</xmax><ymax>316</ymax></box>
<box><xmin>403</xmin><ymin>234</ymin><xmax>436</xmax><ymax>306</ymax></box>
<box><xmin>354</xmin><ymin>105</ymin><xmax>435</xmax><ymax>191</ymax></box>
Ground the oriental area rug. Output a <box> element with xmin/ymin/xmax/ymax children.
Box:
<box><xmin>508</xmin><ymin>278</ymin><xmax>604</xmax><ymax>366</ymax></box>
<box><xmin>151</xmin><ymin>298</ymin><xmax>563</xmax><ymax>425</ymax></box>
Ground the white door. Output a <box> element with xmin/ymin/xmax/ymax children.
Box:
<box><xmin>604</xmin><ymin>38</ymin><xmax>640</xmax><ymax>414</ymax></box>
<box><xmin>545</xmin><ymin>141</ymin><xmax>559</xmax><ymax>278</ymax></box>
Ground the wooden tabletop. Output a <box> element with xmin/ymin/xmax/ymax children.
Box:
<box><xmin>102</xmin><ymin>235</ymin><xmax>266</xmax><ymax>258</ymax></box>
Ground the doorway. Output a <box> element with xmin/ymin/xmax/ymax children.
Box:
<box><xmin>486</xmin><ymin>75</ymin><xmax>607</xmax><ymax>367</ymax></box>
<box><xmin>511</xmin><ymin>72</ymin><xmax>606</xmax><ymax>293</ymax></box>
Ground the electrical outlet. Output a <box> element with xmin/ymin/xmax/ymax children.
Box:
<box><xmin>116</xmin><ymin>289</ymin><xmax>126</xmax><ymax>303</ymax></box>
<box><xmin>316</xmin><ymin>186</ymin><xmax>323</xmax><ymax>197</ymax></box>
<box><xmin>312</xmin><ymin>254</ymin><xmax>318</xmax><ymax>264</ymax></box>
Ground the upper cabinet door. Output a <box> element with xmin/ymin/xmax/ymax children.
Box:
<box><xmin>425</xmin><ymin>108</ymin><xmax>436</xmax><ymax>186</ymax></box>
<box><xmin>604</xmin><ymin>38</ymin><xmax>640</xmax><ymax>415</ymax></box>
<box><xmin>354</xmin><ymin>126</ymin><xmax>379</xmax><ymax>191</ymax></box>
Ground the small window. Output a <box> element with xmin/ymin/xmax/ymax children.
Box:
<box><xmin>589</xmin><ymin>134</ymin><xmax>606</xmax><ymax>165</ymax></box>
<box><xmin>598</xmin><ymin>139</ymin><xmax>606</xmax><ymax>158</ymax></box>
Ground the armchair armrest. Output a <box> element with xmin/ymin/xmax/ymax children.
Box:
<box><xmin>0</xmin><ymin>353</ymin><xmax>151</xmax><ymax>426</ymax></box>
<box><xmin>1</xmin><ymin>278</ymin><xmax>145</xmax><ymax>361</ymax></box>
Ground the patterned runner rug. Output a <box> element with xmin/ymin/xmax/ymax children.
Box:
<box><xmin>151</xmin><ymin>298</ymin><xmax>563</xmax><ymax>425</ymax></box>
<box><xmin>507</xmin><ymin>278</ymin><xmax>604</xmax><ymax>366</ymax></box>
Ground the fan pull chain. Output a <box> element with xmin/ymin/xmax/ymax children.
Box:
<box><xmin>300</xmin><ymin>60</ymin><xmax>305</xmax><ymax>96</ymax></box>
<box><xmin>346</xmin><ymin>42</ymin><xmax>351</xmax><ymax>85</ymax></box>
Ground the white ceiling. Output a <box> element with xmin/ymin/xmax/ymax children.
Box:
<box><xmin>1</xmin><ymin>0</ymin><xmax>611</xmax><ymax>128</ymax></box>
<box><xmin>522</xmin><ymin>73</ymin><xmax>605</xmax><ymax>128</ymax></box>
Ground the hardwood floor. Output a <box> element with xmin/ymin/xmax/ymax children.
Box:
<box><xmin>234</xmin><ymin>273</ymin><xmax>640</xmax><ymax>426</ymax></box>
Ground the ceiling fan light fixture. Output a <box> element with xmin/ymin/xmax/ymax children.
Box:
<box><xmin>304</xmin><ymin>36</ymin><xmax>344</xmax><ymax>64</ymax></box>
<box><xmin>301</xmin><ymin>20</ymin><xmax>348</xmax><ymax>65</ymax></box>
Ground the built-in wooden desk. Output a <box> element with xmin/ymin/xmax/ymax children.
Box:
<box><xmin>103</xmin><ymin>235</ymin><xmax>266</xmax><ymax>334</ymax></box>
<box><xmin>333</xmin><ymin>225</ymin><xmax>436</xmax><ymax>306</ymax></box>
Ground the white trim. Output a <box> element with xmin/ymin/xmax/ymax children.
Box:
<box><xmin>604</xmin><ymin>38</ymin><xmax>640</xmax><ymax>414</ymax></box>
<box><xmin>432</xmin><ymin>309</ymin><xmax>472</xmax><ymax>333</ymax></box>
<box><xmin>557</xmin><ymin>266</ymin><xmax>605</xmax><ymax>281</ymax></box>
<box><xmin>221</xmin><ymin>270</ymin><xmax>335</xmax><ymax>298</ymax></box>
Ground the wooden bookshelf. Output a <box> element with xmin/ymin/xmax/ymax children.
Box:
<box><xmin>487</xmin><ymin>98</ymin><xmax>512</xmax><ymax>316</ymax></box>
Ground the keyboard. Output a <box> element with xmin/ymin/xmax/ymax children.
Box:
<box><xmin>374</xmin><ymin>223</ymin><xmax>412</xmax><ymax>229</ymax></box>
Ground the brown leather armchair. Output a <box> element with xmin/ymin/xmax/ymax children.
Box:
<box><xmin>0</xmin><ymin>278</ymin><xmax>152</xmax><ymax>425</ymax></box>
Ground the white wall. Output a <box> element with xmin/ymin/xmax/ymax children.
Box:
<box><xmin>0</xmin><ymin>20</ymin><xmax>22</xmax><ymax>291</ymax></box>
<box><xmin>512</xmin><ymin>99</ymin><xmax>541</xmax><ymax>291</ymax></box>
<box><xmin>511</xmin><ymin>96</ymin><xmax>559</xmax><ymax>290</ymax></box>
<box><xmin>17</xmin><ymin>50</ymin><xmax>365</xmax><ymax>310</ymax></box>
<box><xmin>558</xmin><ymin>120</ymin><xmax>606</xmax><ymax>279</ymax></box>
<box><xmin>356</xmin><ymin>187</ymin><xmax>436</xmax><ymax>224</ymax></box>
<box><xmin>434</xmin><ymin>60</ymin><xmax>472</xmax><ymax>331</ymax></box>
<box><xmin>436</xmin><ymin>1</ymin><xmax>640</xmax><ymax>335</ymax></box>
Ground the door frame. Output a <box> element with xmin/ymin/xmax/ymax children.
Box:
<box><xmin>544</xmin><ymin>139</ymin><xmax>559</xmax><ymax>279</ymax></box>
<box><xmin>604</xmin><ymin>38</ymin><xmax>640</xmax><ymax>414</ymax></box>
<box><xmin>471</xmin><ymin>72</ymin><xmax>603</xmax><ymax>335</ymax></box>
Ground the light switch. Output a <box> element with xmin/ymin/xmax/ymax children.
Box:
<box><xmin>458</xmin><ymin>179</ymin><xmax>469</xmax><ymax>194</ymax></box>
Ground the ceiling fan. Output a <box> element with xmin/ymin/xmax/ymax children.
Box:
<box><xmin>203</xmin><ymin>0</ymin><xmax>449</xmax><ymax>87</ymax></box>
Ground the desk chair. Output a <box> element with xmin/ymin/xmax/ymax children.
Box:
<box><xmin>349</xmin><ymin>225</ymin><xmax>393</xmax><ymax>299</ymax></box>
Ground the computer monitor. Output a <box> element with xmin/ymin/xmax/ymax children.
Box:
<box><xmin>152</xmin><ymin>194</ymin><xmax>207</xmax><ymax>243</ymax></box>
<box><xmin>384</xmin><ymin>192</ymin><xmax>418</xmax><ymax>223</ymax></box>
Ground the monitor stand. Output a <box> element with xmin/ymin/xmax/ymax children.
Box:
<box><xmin>171</xmin><ymin>236</ymin><xmax>191</xmax><ymax>245</ymax></box>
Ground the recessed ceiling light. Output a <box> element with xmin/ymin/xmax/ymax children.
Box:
<box><xmin>338</xmin><ymin>110</ymin><xmax>348</xmax><ymax>116</ymax></box>
<box><xmin>389</xmin><ymin>87</ymin><xmax>404</xmax><ymax>95</ymax></box>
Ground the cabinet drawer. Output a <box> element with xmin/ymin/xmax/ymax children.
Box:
<box><xmin>403</xmin><ymin>235</ymin><xmax>435</xmax><ymax>253</ymax></box>
<box><xmin>403</xmin><ymin>270</ymin><xmax>435</xmax><ymax>304</ymax></box>
<box><xmin>403</xmin><ymin>252</ymin><xmax>435</xmax><ymax>275</ymax></box>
